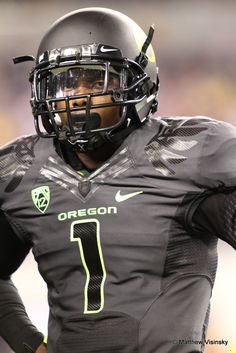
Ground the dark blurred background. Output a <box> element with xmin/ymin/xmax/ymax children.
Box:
<box><xmin>0</xmin><ymin>1</ymin><xmax>236</xmax><ymax>352</ymax></box>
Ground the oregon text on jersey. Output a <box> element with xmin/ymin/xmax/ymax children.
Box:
<box><xmin>58</xmin><ymin>206</ymin><xmax>118</xmax><ymax>221</ymax></box>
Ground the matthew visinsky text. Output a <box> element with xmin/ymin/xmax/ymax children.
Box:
<box><xmin>172</xmin><ymin>339</ymin><xmax>228</xmax><ymax>346</ymax></box>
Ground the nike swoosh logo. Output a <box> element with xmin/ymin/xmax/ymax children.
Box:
<box><xmin>100</xmin><ymin>46</ymin><xmax>118</xmax><ymax>53</ymax></box>
<box><xmin>115</xmin><ymin>190</ymin><xmax>143</xmax><ymax>202</ymax></box>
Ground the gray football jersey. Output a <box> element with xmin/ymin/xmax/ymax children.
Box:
<box><xmin>0</xmin><ymin>116</ymin><xmax>236</xmax><ymax>353</ymax></box>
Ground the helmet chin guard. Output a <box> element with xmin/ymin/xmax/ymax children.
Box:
<box><xmin>13</xmin><ymin>8</ymin><xmax>159</xmax><ymax>151</ymax></box>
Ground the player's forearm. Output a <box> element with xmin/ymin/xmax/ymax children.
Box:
<box><xmin>0</xmin><ymin>278</ymin><xmax>44</xmax><ymax>353</ymax></box>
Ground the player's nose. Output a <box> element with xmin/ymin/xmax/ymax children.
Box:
<box><xmin>71</xmin><ymin>86</ymin><xmax>90</xmax><ymax>109</ymax></box>
<box><xmin>72</xmin><ymin>97</ymin><xmax>87</xmax><ymax>109</ymax></box>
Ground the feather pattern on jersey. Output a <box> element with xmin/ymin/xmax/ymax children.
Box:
<box><xmin>145</xmin><ymin>118</ymin><xmax>209</xmax><ymax>176</ymax></box>
<box><xmin>0</xmin><ymin>136</ymin><xmax>39</xmax><ymax>192</ymax></box>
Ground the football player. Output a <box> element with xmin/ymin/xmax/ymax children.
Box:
<box><xmin>0</xmin><ymin>7</ymin><xmax>236</xmax><ymax>353</ymax></box>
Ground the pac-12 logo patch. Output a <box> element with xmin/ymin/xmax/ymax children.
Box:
<box><xmin>31</xmin><ymin>186</ymin><xmax>50</xmax><ymax>214</ymax></box>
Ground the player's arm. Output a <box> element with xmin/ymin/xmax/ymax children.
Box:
<box><xmin>188</xmin><ymin>120</ymin><xmax>236</xmax><ymax>248</ymax></box>
<box><xmin>191</xmin><ymin>190</ymin><xmax>236</xmax><ymax>249</ymax></box>
<box><xmin>0</xmin><ymin>210</ymin><xmax>45</xmax><ymax>353</ymax></box>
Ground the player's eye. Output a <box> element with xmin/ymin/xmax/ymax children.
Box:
<box><xmin>92</xmin><ymin>80</ymin><xmax>104</xmax><ymax>90</ymax></box>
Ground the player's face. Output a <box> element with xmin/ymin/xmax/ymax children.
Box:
<box><xmin>50</xmin><ymin>66</ymin><xmax>122</xmax><ymax>129</ymax></box>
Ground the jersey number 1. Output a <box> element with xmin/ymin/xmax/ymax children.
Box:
<box><xmin>70</xmin><ymin>219</ymin><xmax>106</xmax><ymax>314</ymax></box>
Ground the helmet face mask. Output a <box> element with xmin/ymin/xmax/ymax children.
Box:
<box><xmin>32</xmin><ymin>49</ymin><xmax>129</xmax><ymax>139</ymax></box>
<box><xmin>46</xmin><ymin>63</ymin><xmax>125</xmax><ymax>135</ymax></box>
<box><xmin>16</xmin><ymin>8</ymin><xmax>159</xmax><ymax>151</ymax></box>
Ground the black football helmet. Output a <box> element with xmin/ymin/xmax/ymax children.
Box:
<box><xmin>14</xmin><ymin>7</ymin><xmax>159</xmax><ymax>152</ymax></box>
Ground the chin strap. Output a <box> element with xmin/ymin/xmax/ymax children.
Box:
<box><xmin>106</xmin><ymin>122</ymin><xmax>141</xmax><ymax>144</ymax></box>
<box><xmin>70</xmin><ymin>122</ymin><xmax>141</xmax><ymax>153</ymax></box>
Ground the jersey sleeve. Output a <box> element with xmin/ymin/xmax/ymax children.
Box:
<box><xmin>0</xmin><ymin>210</ymin><xmax>31</xmax><ymax>279</ymax></box>
<box><xmin>0</xmin><ymin>206</ymin><xmax>43</xmax><ymax>352</ymax></box>
<box><xmin>198</xmin><ymin>120</ymin><xmax>236</xmax><ymax>189</ymax></box>
<box><xmin>189</xmin><ymin>190</ymin><xmax>236</xmax><ymax>250</ymax></box>
<box><xmin>184</xmin><ymin>120</ymin><xmax>236</xmax><ymax>248</ymax></box>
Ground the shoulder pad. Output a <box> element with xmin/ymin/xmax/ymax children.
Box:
<box><xmin>198</xmin><ymin>119</ymin><xmax>236</xmax><ymax>188</ymax></box>
<box><xmin>0</xmin><ymin>135</ymin><xmax>39</xmax><ymax>192</ymax></box>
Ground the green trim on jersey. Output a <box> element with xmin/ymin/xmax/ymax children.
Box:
<box><xmin>70</xmin><ymin>219</ymin><xmax>107</xmax><ymax>314</ymax></box>
<box><xmin>77</xmin><ymin>169</ymin><xmax>92</xmax><ymax>177</ymax></box>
